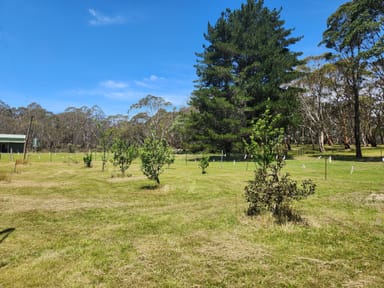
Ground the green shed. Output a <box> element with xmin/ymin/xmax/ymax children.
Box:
<box><xmin>0</xmin><ymin>134</ymin><xmax>26</xmax><ymax>153</ymax></box>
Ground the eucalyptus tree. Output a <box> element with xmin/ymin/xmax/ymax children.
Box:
<box><xmin>57</xmin><ymin>105</ymin><xmax>105</xmax><ymax>150</ymax></box>
<box><xmin>370</xmin><ymin>54</ymin><xmax>384</xmax><ymax>144</ymax></box>
<box><xmin>327</xmin><ymin>62</ymin><xmax>354</xmax><ymax>149</ymax></box>
<box><xmin>189</xmin><ymin>0</ymin><xmax>303</xmax><ymax>153</ymax></box>
<box><xmin>360</xmin><ymin>75</ymin><xmax>384</xmax><ymax>146</ymax></box>
<box><xmin>26</xmin><ymin>103</ymin><xmax>54</xmax><ymax>151</ymax></box>
<box><xmin>129</xmin><ymin>95</ymin><xmax>172</xmax><ymax>141</ymax></box>
<box><xmin>0</xmin><ymin>101</ymin><xmax>15</xmax><ymax>133</ymax></box>
<box><xmin>321</xmin><ymin>0</ymin><xmax>384</xmax><ymax>158</ymax></box>
<box><xmin>297</xmin><ymin>56</ymin><xmax>336</xmax><ymax>152</ymax></box>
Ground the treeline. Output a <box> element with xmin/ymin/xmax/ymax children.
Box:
<box><xmin>298</xmin><ymin>55</ymin><xmax>384</xmax><ymax>151</ymax></box>
<box><xmin>0</xmin><ymin>97</ymin><xmax>188</xmax><ymax>152</ymax></box>
<box><xmin>1</xmin><ymin>0</ymin><xmax>383</xmax><ymax>156</ymax></box>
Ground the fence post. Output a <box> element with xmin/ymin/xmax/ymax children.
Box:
<box><xmin>324</xmin><ymin>157</ymin><xmax>328</xmax><ymax>180</ymax></box>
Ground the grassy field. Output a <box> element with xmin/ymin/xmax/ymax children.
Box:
<box><xmin>0</xmin><ymin>147</ymin><xmax>383</xmax><ymax>287</ymax></box>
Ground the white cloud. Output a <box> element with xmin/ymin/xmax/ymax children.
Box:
<box><xmin>100</xmin><ymin>80</ymin><xmax>128</xmax><ymax>89</ymax></box>
<box><xmin>88</xmin><ymin>8</ymin><xmax>125</xmax><ymax>26</ymax></box>
<box><xmin>149</xmin><ymin>75</ymin><xmax>158</xmax><ymax>81</ymax></box>
<box><xmin>62</xmin><ymin>74</ymin><xmax>191</xmax><ymax>110</ymax></box>
<box><xmin>134</xmin><ymin>74</ymin><xmax>165</xmax><ymax>88</ymax></box>
<box><xmin>149</xmin><ymin>74</ymin><xmax>166</xmax><ymax>81</ymax></box>
<box><xmin>134</xmin><ymin>80</ymin><xmax>148</xmax><ymax>88</ymax></box>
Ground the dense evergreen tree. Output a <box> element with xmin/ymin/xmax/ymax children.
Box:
<box><xmin>188</xmin><ymin>0</ymin><xmax>303</xmax><ymax>153</ymax></box>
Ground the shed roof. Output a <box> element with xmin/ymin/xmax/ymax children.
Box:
<box><xmin>0</xmin><ymin>134</ymin><xmax>26</xmax><ymax>143</ymax></box>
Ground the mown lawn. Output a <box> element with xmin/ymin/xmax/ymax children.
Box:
<box><xmin>0</xmin><ymin>147</ymin><xmax>383</xmax><ymax>287</ymax></box>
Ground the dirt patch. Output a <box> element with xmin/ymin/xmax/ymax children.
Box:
<box><xmin>366</xmin><ymin>193</ymin><xmax>384</xmax><ymax>202</ymax></box>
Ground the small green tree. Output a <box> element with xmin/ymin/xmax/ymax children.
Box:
<box><xmin>245</xmin><ymin>106</ymin><xmax>316</xmax><ymax>223</ymax></box>
<box><xmin>140</xmin><ymin>137</ymin><xmax>172</xmax><ymax>185</ymax></box>
<box><xmin>111</xmin><ymin>138</ymin><xmax>138</xmax><ymax>177</ymax></box>
<box><xmin>246</xmin><ymin>105</ymin><xmax>285</xmax><ymax>169</ymax></box>
<box><xmin>198</xmin><ymin>155</ymin><xmax>209</xmax><ymax>174</ymax></box>
<box><xmin>83</xmin><ymin>153</ymin><xmax>92</xmax><ymax>168</ymax></box>
<box><xmin>98</xmin><ymin>124</ymin><xmax>114</xmax><ymax>172</ymax></box>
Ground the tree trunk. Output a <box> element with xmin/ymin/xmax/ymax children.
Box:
<box><xmin>366</xmin><ymin>129</ymin><xmax>377</xmax><ymax>147</ymax></box>
<box><xmin>340</xmin><ymin>112</ymin><xmax>351</xmax><ymax>149</ymax></box>
<box><xmin>326</xmin><ymin>133</ymin><xmax>334</xmax><ymax>146</ymax></box>
<box><xmin>318</xmin><ymin>131</ymin><xmax>325</xmax><ymax>152</ymax></box>
<box><xmin>353</xmin><ymin>85</ymin><xmax>362</xmax><ymax>158</ymax></box>
<box><xmin>285</xmin><ymin>136</ymin><xmax>292</xmax><ymax>151</ymax></box>
<box><xmin>311</xmin><ymin>135</ymin><xmax>315</xmax><ymax>151</ymax></box>
<box><xmin>23</xmin><ymin>116</ymin><xmax>34</xmax><ymax>161</ymax></box>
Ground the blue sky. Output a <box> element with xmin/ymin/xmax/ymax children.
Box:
<box><xmin>0</xmin><ymin>0</ymin><xmax>347</xmax><ymax>116</ymax></box>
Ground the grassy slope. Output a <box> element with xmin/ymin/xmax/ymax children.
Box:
<box><xmin>0</xmin><ymin>148</ymin><xmax>383</xmax><ymax>287</ymax></box>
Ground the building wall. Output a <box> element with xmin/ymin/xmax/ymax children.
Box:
<box><xmin>0</xmin><ymin>134</ymin><xmax>26</xmax><ymax>153</ymax></box>
<box><xmin>0</xmin><ymin>143</ymin><xmax>24</xmax><ymax>153</ymax></box>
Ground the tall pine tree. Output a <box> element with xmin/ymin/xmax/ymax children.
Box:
<box><xmin>188</xmin><ymin>0</ymin><xmax>303</xmax><ymax>153</ymax></box>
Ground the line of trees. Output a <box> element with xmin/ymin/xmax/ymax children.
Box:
<box><xmin>0</xmin><ymin>97</ymin><xmax>187</xmax><ymax>153</ymax></box>
<box><xmin>1</xmin><ymin>0</ymin><xmax>383</xmax><ymax>158</ymax></box>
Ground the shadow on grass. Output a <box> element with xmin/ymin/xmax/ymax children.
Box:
<box><xmin>0</xmin><ymin>228</ymin><xmax>15</xmax><ymax>244</ymax></box>
<box><xmin>140</xmin><ymin>184</ymin><xmax>161</xmax><ymax>190</ymax></box>
<box><xmin>310</xmin><ymin>155</ymin><xmax>383</xmax><ymax>162</ymax></box>
<box><xmin>274</xmin><ymin>211</ymin><xmax>310</xmax><ymax>226</ymax></box>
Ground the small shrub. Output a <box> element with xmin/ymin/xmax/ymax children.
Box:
<box><xmin>83</xmin><ymin>153</ymin><xmax>92</xmax><ymax>168</ymax></box>
<box><xmin>111</xmin><ymin>138</ymin><xmax>138</xmax><ymax>177</ymax></box>
<box><xmin>198</xmin><ymin>155</ymin><xmax>210</xmax><ymax>174</ymax></box>
<box><xmin>244</xmin><ymin>103</ymin><xmax>316</xmax><ymax>223</ymax></box>
<box><xmin>140</xmin><ymin>137</ymin><xmax>172</xmax><ymax>185</ymax></box>
<box><xmin>245</xmin><ymin>157</ymin><xmax>316</xmax><ymax>223</ymax></box>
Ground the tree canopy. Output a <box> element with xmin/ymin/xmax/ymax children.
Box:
<box><xmin>321</xmin><ymin>0</ymin><xmax>384</xmax><ymax>158</ymax></box>
<box><xmin>188</xmin><ymin>0</ymin><xmax>303</xmax><ymax>153</ymax></box>
<box><xmin>1</xmin><ymin>1</ymin><xmax>383</xmax><ymax>156</ymax></box>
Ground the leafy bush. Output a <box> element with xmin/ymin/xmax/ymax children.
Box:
<box><xmin>140</xmin><ymin>137</ymin><xmax>172</xmax><ymax>185</ymax></box>
<box><xmin>83</xmin><ymin>153</ymin><xmax>92</xmax><ymax>168</ymax></box>
<box><xmin>198</xmin><ymin>155</ymin><xmax>209</xmax><ymax>174</ymax></box>
<box><xmin>111</xmin><ymin>138</ymin><xmax>138</xmax><ymax>176</ymax></box>
<box><xmin>245</xmin><ymin>104</ymin><xmax>316</xmax><ymax>223</ymax></box>
<box><xmin>166</xmin><ymin>152</ymin><xmax>175</xmax><ymax>168</ymax></box>
<box><xmin>245</xmin><ymin>157</ymin><xmax>316</xmax><ymax>223</ymax></box>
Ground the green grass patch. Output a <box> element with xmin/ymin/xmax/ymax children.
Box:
<box><xmin>0</xmin><ymin>147</ymin><xmax>383</xmax><ymax>287</ymax></box>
